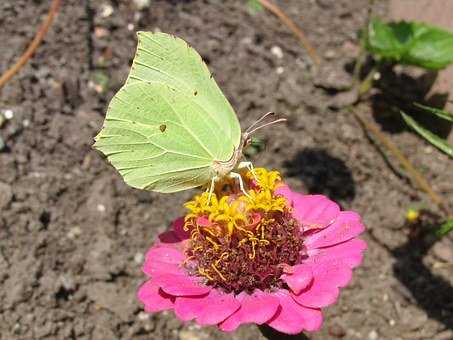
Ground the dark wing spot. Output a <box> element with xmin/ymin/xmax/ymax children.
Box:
<box><xmin>194</xmin><ymin>90</ymin><xmax>198</xmax><ymax>96</ymax></box>
<box><xmin>159</xmin><ymin>124</ymin><xmax>167</xmax><ymax>132</ymax></box>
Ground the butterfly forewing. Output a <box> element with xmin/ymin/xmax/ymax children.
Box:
<box><xmin>94</xmin><ymin>32</ymin><xmax>241</xmax><ymax>192</ymax></box>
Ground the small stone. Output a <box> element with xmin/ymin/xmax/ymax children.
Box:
<box><xmin>324</xmin><ymin>49</ymin><xmax>336</xmax><ymax>60</ymax></box>
<box><xmin>270</xmin><ymin>45</ymin><xmax>284</xmax><ymax>59</ymax></box>
<box><xmin>99</xmin><ymin>3</ymin><xmax>114</xmax><ymax>18</ymax></box>
<box><xmin>0</xmin><ymin>182</ymin><xmax>13</xmax><ymax>209</ymax></box>
<box><xmin>22</xmin><ymin>119</ymin><xmax>30</xmax><ymax>127</ymax></box>
<box><xmin>328</xmin><ymin>323</ymin><xmax>346</xmax><ymax>337</ymax></box>
<box><xmin>137</xmin><ymin>311</ymin><xmax>150</xmax><ymax>321</ymax></box>
<box><xmin>389</xmin><ymin>319</ymin><xmax>396</xmax><ymax>326</ymax></box>
<box><xmin>133</xmin><ymin>0</ymin><xmax>151</xmax><ymax>10</ymax></box>
<box><xmin>368</xmin><ymin>330</ymin><xmax>378</xmax><ymax>340</ymax></box>
<box><xmin>3</xmin><ymin>109</ymin><xmax>14</xmax><ymax>120</ymax></box>
<box><xmin>134</xmin><ymin>252</ymin><xmax>144</xmax><ymax>264</ymax></box>
<box><xmin>67</xmin><ymin>226</ymin><xmax>82</xmax><ymax>239</ymax></box>
<box><xmin>127</xmin><ymin>23</ymin><xmax>134</xmax><ymax>31</ymax></box>
<box><xmin>97</xmin><ymin>204</ymin><xmax>106</xmax><ymax>212</ymax></box>
<box><xmin>179</xmin><ymin>329</ymin><xmax>202</xmax><ymax>340</ymax></box>
<box><xmin>94</xmin><ymin>26</ymin><xmax>109</xmax><ymax>38</ymax></box>
<box><xmin>276</xmin><ymin>66</ymin><xmax>284</xmax><ymax>74</ymax></box>
<box><xmin>59</xmin><ymin>274</ymin><xmax>76</xmax><ymax>292</ymax></box>
<box><xmin>328</xmin><ymin>88</ymin><xmax>359</xmax><ymax>109</ymax></box>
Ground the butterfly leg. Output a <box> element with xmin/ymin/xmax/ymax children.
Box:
<box><xmin>206</xmin><ymin>176</ymin><xmax>217</xmax><ymax>204</ymax></box>
<box><xmin>238</xmin><ymin>161</ymin><xmax>258</xmax><ymax>181</ymax></box>
<box><xmin>229</xmin><ymin>172</ymin><xmax>251</xmax><ymax>198</ymax></box>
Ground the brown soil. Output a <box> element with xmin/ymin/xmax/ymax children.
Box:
<box><xmin>1</xmin><ymin>1</ymin><xmax>452</xmax><ymax>339</ymax></box>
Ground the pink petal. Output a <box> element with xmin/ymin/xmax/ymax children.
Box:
<box><xmin>292</xmin><ymin>259</ymin><xmax>353</xmax><ymax>308</ymax></box>
<box><xmin>281</xmin><ymin>264</ymin><xmax>313</xmax><ymax>295</ymax></box>
<box><xmin>219</xmin><ymin>291</ymin><xmax>280</xmax><ymax>332</ymax></box>
<box><xmin>175</xmin><ymin>290</ymin><xmax>240</xmax><ymax>325</ymax></box>
<box><xmin>292</xmin><ymin>194</ymin><xmax>340</xmax><ymax>230</ymax></box>
<box><xmin>173</xmin><ymin>217</ymin><xmax>190</xmax><ymax>241</ymax></box>
<box><xmin>137</xmin><ymin>281</ymin><xmax>175</xmax><ymax>312</ymax></box>
<box><xmin>157</xmin><ymin>230</ymin><xmax>181</xmax><ymax>245</ymax></box>
<box><xmin>143</xmin><ymin>246</ymin><xmax>185</xmax><ymax>276</ymax></box>
<box><xmin>275</xmin><ymin>185</ymin><xmax>340</xmax><ymax>230</ymax></box>
<box><xmin>274</xmin><ymin>184</ymin><xmax>294</xmax><ymax>202</ymax></box>
<box><xmin>306</xmin><ymin>238</ymin><xmax>367</xmax><ymax>269</ymax></box>
<box><xmin>305</xmin><ymin>211</ymin><xmax>365</xmax><ymax>249</ymax></box>
<box><xmin>196</xmin><ymin>216</ymin><xmax>211</xmax><ymax>226</ymax></box>
<box><xmin>267</xmin><ymin>290</ymin><xmax>322</xmax><ymax>334</ymax></box>
<box><xmin>153</xmin><ymin>273</ymin><xmax>210</xmax><ymax>296</ymax></box>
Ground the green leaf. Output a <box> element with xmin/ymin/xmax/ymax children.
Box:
<box><xmin>414</xmin><ymin>103</ymin><xmax>453</xmax><ymax>123</ymax></box>
<box><xmin>436</xmin><ymin>219</ymin><xmax>453</xmax><ymax>237</ymax></box>
<box><xmin>401</xmin><ymin>111</ymin><xmax>453</xmax><ymax>157</ymax></box>
<box><xmin>246</xmin><ymin>0</ymin><xmax>263</xmax><ymax>13</ymax></box>
<box><xmin>365</xmin><ymin>18</ymin><xmax>453</xmax><ymax>70</ymax></box>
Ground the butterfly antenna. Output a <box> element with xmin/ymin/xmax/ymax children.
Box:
<box><xmin>245</xmin><ymin>118</ymin><xmax>287</xmax><ymax>136</ymax></box>
<box><xmin>245</xmin><ymin>112</ymin><xmax>276</xmax><ymax>134</ymax></box>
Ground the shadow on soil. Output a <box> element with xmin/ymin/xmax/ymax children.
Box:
<box><xmin>370</xmin><ymin>65</ymin><xmax>452</xmax><ymax>137</ymax></box>
<box><xmin>258</xmin><ymin>325</ymin><xmax>309</xmax><ymax>340</ymax></box>
<box><xmin>391</xmin><ymin>225</ymin><xmax>453</xmax><ymax>330</ymax></box>
<box><xmin>284</xmin><ymin>148</ymin><xmax>356</xmax><ymax>204</ymax></box>
<box><xmin>366</xmin><ymin>216</ymin><xmax>453</xmax><ymax>331</ymax></box>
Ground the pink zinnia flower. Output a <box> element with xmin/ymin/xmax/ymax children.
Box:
<box><xmin>137</xmin><ymin>168</ymin><xmax>366</xmax><ymax>334</ymax></box>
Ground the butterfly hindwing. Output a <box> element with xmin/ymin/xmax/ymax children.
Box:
<box><xmin>94</xmin><ymin>32</ymin><xmax>242</xmax><ymax>192</ymax></box>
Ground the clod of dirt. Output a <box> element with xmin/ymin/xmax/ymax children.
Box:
<box><xmin>329</xmin><ymin>323</ymin><xmax>347</xmax><ymax>337</ymax></box>
<box><xmin>0</xmin><ymin>182</ymin><xmax>13</xmax><ymax>209</ymax></box>
<box><xmin>86</xmin><ymin>282</ymin><xmax>137</xmax><ymax>321</ymax></box>
<box><xmin>432</xmin><ymin>239</ymin><xmax>453</xmax><ymax>263</ymax></box>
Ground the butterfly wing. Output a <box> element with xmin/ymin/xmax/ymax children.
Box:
<box><xmin>94</xmin><ymin>32</ymin><xmax>241</xmax><ymax>192</ymax></box>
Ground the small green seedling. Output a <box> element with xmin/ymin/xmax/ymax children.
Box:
<box><xmin>401</xmin><ymin>104</ymin><xmax>453</xmax><ymax>158</ymax></box>
<box><xmin>364</xmin><ymin>18</ymin><xmax>453</xmax><ymax>70</ymax></box>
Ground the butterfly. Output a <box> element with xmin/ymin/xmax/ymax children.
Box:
<box><xmin>94</xmin><ymin>32</ymin><xmax>284</xmax><ymax>195</ymax></box>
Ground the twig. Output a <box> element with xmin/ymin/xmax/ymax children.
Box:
<box><xmin>0</xmin><ymin>0</ymin><xmax>62</xmax><ymax>89</ymax></box>
<box><xmin>257</xmin><ymin>0</ymin><xmax>321</xmax><ymax>66</ymax></box>
<box><xmin>350</xmin><ymin>108</ymin><xmax>449</xmax><ymax>216</ymax></box>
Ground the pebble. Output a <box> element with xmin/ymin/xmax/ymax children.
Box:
<box><xmin>368</xmin><ymin>330</ymin><xmax>378</xmax><ymax>340</ymax></box>
<box><xmin>99</xmin><ymin>3</ymin><xmax>114</xmax><ymax>18</ymax></box>
<box><xmin>276</xmin><ymin>66</ymin><xmax>284</xmax><ymax>74</ymax></box>
<box><xmin>127</xmin><ymin>23</ymin><xmax>134</xmax><ymax>31</ymax></box>
<box><xmin>270</xmin><ymin>45</ymin><xmax>284</xmax><ymax>59</ymax></box>
<box><xmin>137</xmin><ymin>311</ymin><xmax>150</xmax><ymax>321</ymax></box>
<box><xmin>97</xmin><ymin>204</ymin><xmax>106</xmax><ymax>212</ymax></box>
<box><xmin>3</xmin><ymin>109</ymin><xmax>14</xmax><ymax>120</ymax></box>
<box><xmin>133</xmin><ymin>0</ymin><xmax>151</xmax><ymax>10</ymax></box>
<box><xmin>134</xmin><ymin>252</ymin><xmax>144</xmax><ymax>264</ymax></box>
<box><xmin>179</xmin><ymin>329</ymin><xmax>202</xmax><ymax>340</ymax></box>
<box><xmin>67</xmin><ymin>226</ymin><xmax>82</xmax><ymax>239</ymax></box>
<box><xmin>324</xmin><ymin>49</ymin><xmax>336</xmax><ymax>60</ymax></box>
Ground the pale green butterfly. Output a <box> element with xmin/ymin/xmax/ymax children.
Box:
<box><xmin>94</xmin><ymin>32</ymin><xmax>284</xmax><ymax>195</ymax></box>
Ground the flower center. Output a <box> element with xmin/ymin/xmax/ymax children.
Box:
<box><xmin>183</xmin><ymin>168</ymin><xmax>304</xmax><ymax>294</ymax></box>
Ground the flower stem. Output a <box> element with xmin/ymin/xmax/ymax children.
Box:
<box><xmin>257</xmin><ymin>0</ymin><xmax>321</xmax><ymax>66</ymax></box>
<box><xmin>350</xmin><ymin>108</ymin><xmax>449</xmax><ymax>216</ymax></box>
<box><xmin>0</xmin><ymin>0</ymin><xmax>62</xmax><ymax>89</ymax></box>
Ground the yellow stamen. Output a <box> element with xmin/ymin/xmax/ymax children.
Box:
<box><xmin>211</xmin><ymin>263</ymin><xmax>227</xmax><ymax>281</ymax></box>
